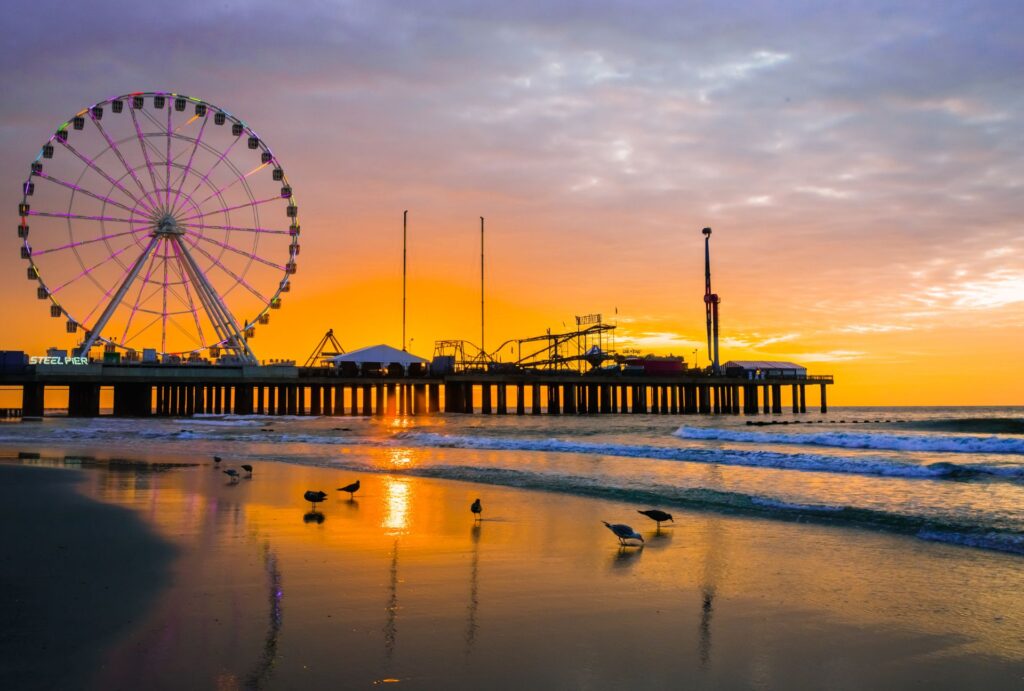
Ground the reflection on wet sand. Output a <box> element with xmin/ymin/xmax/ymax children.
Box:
<box><xmin>384</xmin><ymin>538</ymin><xmax>400</xmax><ymax>662</ymax></box>
<box><xmin>698</xmin><ymin>515</ymin><xmax>726</xmax><ymax>669</ymax></box>
<box><xmin>465</xmin><ymin>523</ymin><xmax>481</xmax><ymax>656</ymax></box>
<box><xmin>611</xmin><ymin>545</ymin><xmax>643</xmax><ymax>570</ymax></box>
<box><xmin>242</xmin><ymin>542</ymin><xmax>283</xmax><ymax>690</ymax></box>
<box><xmin>303</xmin><ymin>511</ymin><xmax>325</xmax><ymax>524</ymax></box>
<box><xmin>382</xmin><ymin>477</ymin><xmax>411</xmax><ymax>534</ymax></box>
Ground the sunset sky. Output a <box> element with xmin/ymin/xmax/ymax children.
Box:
<box><xmin>2</xmin><ymin>1</ymin><xmax>1022</xmax><ymax>404</ymax></box>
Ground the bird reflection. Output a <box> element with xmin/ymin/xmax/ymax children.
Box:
<box><xmin>645</xmin><ymin>528</ymin><xmax>673</xmax><ymax>548</ymax></box>
<box><xmin>610</xmin><ymin>545</ymin><xmax>643</xmax><ymax>570</ymax></box>
<box><xmin>384</xmin><ymin>539</ymin><xmax>399</xmax><ymax>661</ymax></box>
<box><xmin>242</xmin><ymin>543</ymin><xmax>282</xmax><ymax>690</ymax></box>
<box><xmin>303</xmin><ymin>511</ymin><xmax>325</xmax><ymax>524</ymax></box>
<box><xmin>465</xmin><ymin>524</ymin><xmax>481</xmax><ymax>656</ymax></box>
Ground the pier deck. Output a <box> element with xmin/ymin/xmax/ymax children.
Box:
<box><xmin>0</xmin><ymin>364</ymin><xmax>832</xmax><ymax>418</ymax></box>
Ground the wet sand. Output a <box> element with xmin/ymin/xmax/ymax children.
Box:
<box><xmin>0</xmin><ymin>464</ymin><xmax>176</xmax><ymax>691</ymax></box>
<box><xmin>2</xmin><ymin>454</ymin><xmax>1023</xmax><ymax>689</ymax></box>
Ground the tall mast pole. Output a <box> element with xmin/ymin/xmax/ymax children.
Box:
<box><xmin>402</xmin><ymin>210</ymin><xmax>408</xmax><ymax>351</ymax></box>
<box><xmin>702</xmin><ymin>227</ymin><xmax>721</xmax><ymax>375</ymax></box>
<box><xmin>480</xmin><ymin>216</ymin><xmax>485</xmax><ymax>358</ymax></box>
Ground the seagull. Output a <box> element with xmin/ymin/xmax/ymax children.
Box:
<box><xmin>223</xmin><ymin>469</ymin><xmax>240</xmax><ymax>483</ymax></box>
<box><xmin>304</xmin><ymin>490</ymin><xmax>328</xmax><ymax>510</ymax></box>
<box><xmin>637</xmin><ymin>509</ymin><xmax>674</xmax><ymax>528</ymax></box>
<box><xmin>213</xmin><ymin>455</ymin><xmax>222</xmax><ymax>465</ymax></box>
<box><xmin>603</xmin><ymin>521</ymin><xmax>644</xmax><ymax>546</ymax></box>
<box><xmin>337</xmin><ymin>480</ymin><xmax>360</xmax><ymax>499</ymax></box>
<box><xmin>470</xmin><ymin>498</ymin><xmax>482</xmax><ymax>521</ymax></box>
<box><xmin>241</xmin><ymin>464</ymin><xmax>253</xmax><ymax>477</ymax></box>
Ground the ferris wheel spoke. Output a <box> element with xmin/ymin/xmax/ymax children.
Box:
<box><xmin>33</xmin><ymin>227</ymin><xmax>151</xmax><ymax>257</ymax></box>
<box><xmin>168</xmin><ymin>113</ymin><xmax>209</xmax><ymax>215</ymax></box>
<box><xmin>35</xmin><ymin>171</ymin><xmax>141</xmax><ymax>215</ymax></box>
<box><xmin>129</xmin><ymin>106</ymin><xmax>164</xmax><ymax>210</ymax></box>
<box><xmin>28</xmin><ymin>210</ymin><xmax>145</xmax><ymax>224</ymax></box>
<box><xmin>182</xmin><ymin>230</ymin><xmax>285</xmax><ymax>271</ymax></box>
<box><xmin>160</xmin><ymin>238</ymin><xmax>170</xmax><ymax>354</ymax></box>
<box><xmin>194</xmin><ymin>162</ymin><xmax>270</xmax><ymax>207</ymax></box>
<box><xmin>172</xmin><ymin>236</ymin><xmax>255</xmax><ymax>360</ymax></box>
<box><xmin>58</xmin><ymin>139</ymin><xmax>156</xmax><ymax>215</ymax></box>
<box><xmin>89</xmin><ymin>112</ymin><xmax>161</xmax><ymax>214</ymax></box>
<box><xmin>183</xmin><ymin>133</ymin><xmax>243</xmax><ymax>202</ymax></box>
<box><xmin>120</xmin><ymin>242</ymin><xmax>162</xmax><ymax>345</ymax></box>
<box><xmin>178</xmin><ymin>237</ymin><xmax>271</xmax><ymax>304</ymax></box>
<box><xmin>169</xmin><ymin>240</ymin><xmax>208</xmax><ymax>348</ymax></box>
<box><xmin>183</xmin><ymin>222</ymin><xmax>289</xmax><ymax>235</ymax></box>
<box><xmin>50</xmin><ymin>240</ymin><xmax>148</xmax><ymax>295</ymax></box>
<box><xmin>74</xmin><ymin>235</ymin><xmax>161</xmax><ymax>356</ymax></box>
<box><xmin>138</xmin><ymin>106</ymin><xmax>176</xmax><ymax>171</ymax></box>
<box><xmin>165</xmin><ymin>105</ymin><xmax>173</xmax><ymax>209</ymax></box>
<box><xmin>178</xmin><ymin>195</ymin><xmax>281</xmax><ymax>224</ymax></box>
<box><xmin>122</xmin><ymin>313</ymin><xmax>163</xmax><ymax>348</ymax></box>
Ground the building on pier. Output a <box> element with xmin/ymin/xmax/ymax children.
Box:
<box><xmin>723</xmin><ymin>361</ymin><xmax>807</xmax><ymax>380</ymax></box>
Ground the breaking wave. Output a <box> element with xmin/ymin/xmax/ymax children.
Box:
<box><xmin>673</xmin><ymin>426</ymin><xmax>1024</xmax><ymax>455</ymax></box>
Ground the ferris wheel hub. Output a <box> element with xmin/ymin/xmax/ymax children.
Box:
<box><xmin>153</xmin><ymin>214</ymin><xmax>183</xmax><ymax>237</ymax></box>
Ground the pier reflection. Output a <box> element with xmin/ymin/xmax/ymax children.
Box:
<box><xmin>465</xmin><ymin>523</ymin><xmax>481</xmax><ymax>656</ymax></box>
<box><xmin>383</xmin><ymin>538</ymin><xmax>400</xmax><ymax>662</ymax></box>
<box><xmin>698</xmin><ymin>515</ymin><xmax>726</xmax><ymax>669</ymax></box>
<box><xmin>242</xmin><ymin>542</ymin><xmax>283</xmax><ymax>690</ymax></box>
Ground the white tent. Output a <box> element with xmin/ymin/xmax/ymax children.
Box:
<box><xmin>722</xmin><ymin>360</ymin><xmax>807</xmax><ymax>378</ymax></box>
<box><xmin>329</xmin><ymin>344</ymin><xmax>428</xmax><ymax>372</ymax></box>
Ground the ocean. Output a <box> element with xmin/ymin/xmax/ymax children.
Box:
<box><xmin>3</xmin><ymin>406</ymin><xmax>1023</xmax><ymax>556</ymax></box>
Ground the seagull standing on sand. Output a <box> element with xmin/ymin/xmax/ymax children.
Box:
<box><xmin>304</xmin><ymin>490</ymin><xmax>328</xmax><ymax>510</ymax></box>
<box><xmin>603</xmin><ymin>521</ymin><xmax>644</xmax><ymax>546</ymax></box>
<box><xmin>337</xmin><ymin>480</ymin><xmax>360</xmax><ymax>499</ymax></box>
<box><xmin>213</xmin><ymin>455</ymin><xmax>222</xmax><ymax>465</ymax></box>
<box><xmin>241</xmin><ymin>464</ymin><xmax>253</xmax><ymax>477</ymax></box>
<box><xmin>471</xmin><ymin>498</ymin><xmax>482</xmax><ymax>521</ymax></box>
<box><xmin>637</xmin><ymin>509</ymin><xmax>674</xmax><ymax>529</ymax></box>
<box><xmin>223</xmin><ymin>469</ymin><xmax>240</xmax><ymax>483</ymax></box>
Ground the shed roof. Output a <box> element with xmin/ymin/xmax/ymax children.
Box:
<box><xmin>722</xmin><ymin>360</ymin><xmax>807</xmax><ymax>370</ymax></box>
<box><xmin>329</xmin><ymin>344</ymin><xmax>428</xmax><ymax>366</ymax></box>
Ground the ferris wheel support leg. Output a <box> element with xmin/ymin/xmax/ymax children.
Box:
<box><xmin>171</xmin><ymin>237</ymin><xmax>258</xmax><ymax>365</ymax></box>
<box><xmin>75</xmin><ymin>235</ymin><xmax>161</xmax><ymax>358</ymax></box>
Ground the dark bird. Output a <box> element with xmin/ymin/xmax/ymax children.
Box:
<box><xmin>241</xmin><ymin>464</ymin><xmax>253</xmax><ymax>476</ymax></box>
<box><xmin>337</xmin><ymin>480</ymin><xmax>360</xmax><ymax>499</ymax></box>
<box><xmin>223</xmin><ymin>469</ymin><xmax>240</xmax><ymax>483</ymax></box>
<box><xmin>603</xmin><ymin>521</ymin><xmax>644</xmax><ymax>546</ymax></box>
<box><xmin>213</xmin><ymin>455</ymin><xmax>222</xmax><ymax>464</ymax></box>
<box><xmin>470</xmin><ymin>498</ymin><xmax>482</xmax><ymax>520</ymax></box>
<box><xmin>304</xmin><ymin>490</ymin><xmax>328</xmax><ymax>510</ymax></box>
<box><xmin>637</xmin><ymin>509</ymin><xmax>674</xmax><ymax>528</ymax></box>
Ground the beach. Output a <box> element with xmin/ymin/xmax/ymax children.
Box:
<box><xmin>2</xmin><ymin>432</ymin><xmax>1023</xmax><ymax>689</ymax></box>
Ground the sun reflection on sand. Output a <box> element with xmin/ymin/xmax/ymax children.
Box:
<box><xmin>382</xmin><ymin>477</ymin><xmax>411</xmax><ymax>534</ymax></box>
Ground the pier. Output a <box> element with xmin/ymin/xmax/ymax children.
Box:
<box><xmin>1</xmin><ymin>364</ymin><xmax>832</xmax><ymax>418</ymax></box>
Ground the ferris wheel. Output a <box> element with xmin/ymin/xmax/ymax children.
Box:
<box><xmin>17</xmin><ymin>91</ymin><xmax>299</xmax><ymax>363</ymax></box>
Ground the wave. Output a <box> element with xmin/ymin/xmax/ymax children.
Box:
<box><xmin>916</xmin><ymin>529</ymin><xmax>1024</xmax><ymax>555</ymax></box>
<box><xmin>278</xmin><ymin>456</ymin><xmax>1024</xmax><ymax>557</ymax></box>
<box><xmin>4</xmin><ymin>425</ymin><xmax>1023</xmax><ymax>482</ymax></box>
<box><xmin>674</xmin><ymin>426</ymin><xmax>1024</xmax><ymax>455</ymax></box>
<box><xmin>395</xmin><ymin>432</ymin><xmax>1024</xmax><ymax>482</ymax></box>
<box><xmin>896</xmin><ymin>417</ymin><xmax>1024</xmax><ymax>435</ymax></box>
